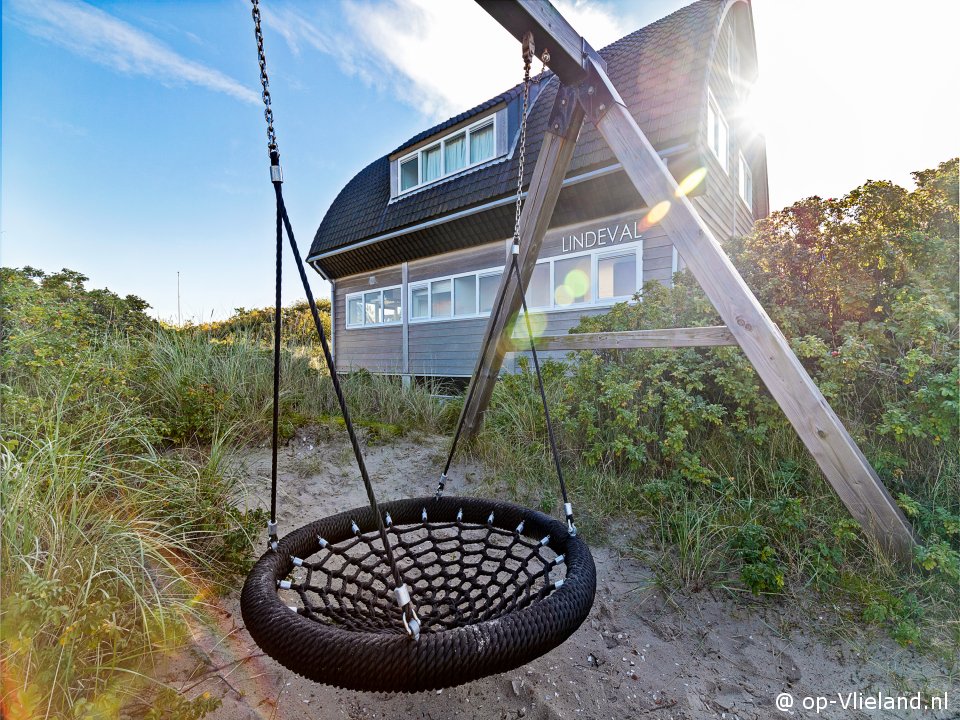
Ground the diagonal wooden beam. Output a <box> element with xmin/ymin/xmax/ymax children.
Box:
<box><xmin>474</xmin><ymin>0</ymin><xmax>916</xmax><ymax>560</ymax></box>
<box><xmin>458</xmin><ymin>88</ymin><xmax>585</xmax><ymax>441</ymax></box>
<box><xmin>582</xmin><ymin>57</ymin><xmax>915</xmax><ymax>559</ymax></box>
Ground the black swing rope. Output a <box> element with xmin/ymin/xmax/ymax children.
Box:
<box><xmin>242</xmin><ymin>3</ymin><xmax>596</xmax><ymax>690</ymax></box>
<box><xmin>252</xmin><ymin>0</ymin><xmax>420</xmax><ymax>639</ymax></box>
<box><xmin>439</xmin><ymin>34</ymin><xmax>576</xmax><ymax>535</ymax></box>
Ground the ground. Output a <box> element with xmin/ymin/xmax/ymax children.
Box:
<box><xmin>165</xmin><ymin>429</ymin><xmax>955</xmax><ymax>720</ymax></box>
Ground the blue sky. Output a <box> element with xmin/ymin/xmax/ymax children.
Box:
<box><xmin>3</xmin><ymin>0</ymin><xmax>957</xmax><ymax>323</ymax></box>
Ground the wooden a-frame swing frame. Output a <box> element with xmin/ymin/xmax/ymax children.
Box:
<box><xmin>457</xmin><ymin>0</ymin><xmax>916</xmax><ymax>560</ymax></box>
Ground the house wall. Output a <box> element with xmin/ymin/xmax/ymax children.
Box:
<box><xmin>694</xmin><ymin>2</ymin><xmax>762</xmax><ymax>241</ymax></box>
<box><xmin>332</xmin><ymin>207</ymin><xmax>681</xmax><ymax>377</ymax></box>
<box><xmin>333</xmin><ymin>266</ymin><xmax>404</xmax><ymax>373</ymax></box>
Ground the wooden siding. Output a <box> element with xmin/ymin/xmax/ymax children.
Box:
<box><xmin>334</xmin><ymin>209</ymin><xmax>690</xmax><ymax>377</ymax></box>
<box><xmin>408</xmin><ymin>242</ymin><xmax>506</xmax><ymax>283</ymax></box>
<box><xmin>696</xmin><ymin>3</ymin><xmax>760</xmax><ymax>241</ymax></box>
<box><xmin>333</xmin><ymin>266</ymin><xmax>404</xmax><ymax>373</ymax></box>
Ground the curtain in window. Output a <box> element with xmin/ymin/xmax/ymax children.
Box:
<box><xmin>445</xmin><ymin>133</ymin><xmax>466</xmax><ymax>174</ymax></box>
<box><xmin>470</xmin><ymin>123</ymin><xmax>494</xmax><ymax>164</ymax></box>
<box><xmin>423</xmin><ymin>146</ymin><xmax>442</xmax><ymax>182</ymax></box>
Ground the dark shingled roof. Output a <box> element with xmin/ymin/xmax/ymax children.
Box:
<box><xmin>309</xmin><ymin>0</ymin><xmax>730</xmax><ymax>277</ymax></box>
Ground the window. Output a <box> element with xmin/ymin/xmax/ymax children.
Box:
<box><xmin>444</xmin><ymin>132</ymin><xmax>466</xmax><ymax>174</ymax></box>
<box><xmin>706</xmin><ymin>90</ymin><xmax>729</xmax><ymax>172</ymax></box>
<box><xmin>406</xmin><ymin>244</ymin><xmax>642</xmax><ymax>324</ymax></box>
<box><xmin>524</xmin><ymin>246</ymin><xmax>642</xmax><ymax>312</ymax></box>
<box><xmin>727</xmin><ymin>22</ymin><xmax>740</xmax><ymax>80</ymax></box>
<box><xmin>478</xmin><ymin>273</ymin><xmax>499</xmax><ymax>313</ymax></box>
<box><xmin>422</xmin><ymin>145</ymin><xmax>441</xmax><ymax>183</ymax></box>
<box><xmin>430</xmin><ymin>279</ymin><xmax>451</xmax><ymax>318</ymax></box>
<box><xmin>598</xmin><ymin>252</ymin><xmax>636</xmax><ymax>299</ymax></box>
<box><xmin>346</xmin><ymin>285</ymin><xmax>403</xmax><ymax>328</ymax></box>
<box><xmin>383</xmin><ymin>288</ymin><xmax>402</xmax><ymax>323</ymax></box>
<box><xmin>364</xmin><ymin>291</ymin><xmax>381</xmax><ymax>324</ymax></box>
<box><xmin>454</xmin><ymin>275</ymin><xmax>477</xmax><ymax>316</ymax></box>
<box><xmin>409</xmin><ymin>268</ymin><xmax>501</xmax><ymax>322</ymax></box>
<box><xmin>400</xmin><ymin>157</ymin><xmax>418</xmax><ymax>192</ymax></box>
<box><xmin>738</xmin><ymin>153</ymin><xmax>753</xmax><ymax>207</ymax></box>
<box><xmin>347</xmin><ymin>296</ymin><xmax>364</xmax><ymax>326</ymax></box>
<box><xmin>527</xmin><ymin>263</ymin><xmax>551</xmax><ymax>308</ymax></box>
<box><xmin>396</xmin><ymin>115</ymin><xmax>499</xmax><ymax>194</ymax></box>
<box><xmin>411</xmin><ymin>286</ymin><xmax>429</xmax><ymax>319</ymax></box>
<box><xmin>469</xmin><ymin>121</ymin><xmax>494</xmax><ymax>164</ymax></box>
<box><xmin>554</xmin><ymin>255</ymin><xmax>591</xmax><ymax>305</ymax></box>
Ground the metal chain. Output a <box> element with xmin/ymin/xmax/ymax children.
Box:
<box><xmin>251</xmin><ymin>0</ymin><xmax>278</xmax><ymax>159</ymax></box>
<box><xmin>512</xmin><ymin>38</ymin><xmax>550</xmax><ymax>243</ymax></box>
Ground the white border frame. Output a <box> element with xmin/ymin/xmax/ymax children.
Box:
<box><xmin>397</xmin><ymin>114</ymin><xmax>499</xmax><ymax>195</ymax></box>
<box><xmin>738</xmin><ymin>151</ymin><xmax>752</xmax><ymax>207</ymax></box>
<box><xmin>706</xmin><ymin>88</ymin><xmax>729</xmax><ymax>174</ymax></box>
<box><xmin>406</xmin><ymin>239</ymin><xmax>645</xmax><ymax>325</ymax></box>
<box><xmin>345</xmin><ymin>284</ymin><xmax>404</xmax><ymax>329</ymax></box>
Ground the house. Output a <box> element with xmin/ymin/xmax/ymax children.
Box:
<box><xmin>306</xmin><ymin>0</ymin><xmax>768</xmax><ymax>381</ymax></box>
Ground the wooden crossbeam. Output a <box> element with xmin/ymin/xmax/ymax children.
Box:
<box><xmin>524</xmin><ymin>326</ymin><xmax>736</xmax><ymax>351</ymax></box>
<box><xmin>471</xmin><ymin>0</ymin><xmax>916</xmax><ymax>560</ymax></box>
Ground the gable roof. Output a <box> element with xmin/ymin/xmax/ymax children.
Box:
<box><xmin>308</xmin><ymin>0</ymin><xmax>732</xmax><ymax>278</ymax></box>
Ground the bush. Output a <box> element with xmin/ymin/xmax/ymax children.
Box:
<box><xmin>480</xmin><ymin>159</ymin><xmax>958</xmax><ymax>655</ymax></box>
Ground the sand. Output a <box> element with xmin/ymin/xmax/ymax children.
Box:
<box><xmin>166</xmin><ymin>428</ymin><xmax>955</xmax><ymax>720</ymax></box>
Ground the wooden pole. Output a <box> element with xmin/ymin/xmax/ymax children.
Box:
<box><xmin>458</xmin><ymin>90</ymin><xmax>585</xmax><ymax>440</ymax></box>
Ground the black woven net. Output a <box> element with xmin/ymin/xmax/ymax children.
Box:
<box><xmin>278</xmin><ymin>513</ymin><xmax>564</xmax><ymax>635</ymax></box>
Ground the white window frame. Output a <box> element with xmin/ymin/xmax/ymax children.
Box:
<box><xmin>397</xmin><ymin>114</ymin><xmax>498</xmax><ymax>195</ymax></box>
<box><xmin>406</xmin><ymin>241</ymin><xmax>645</xmax><ymax>325</ymax></box>
<box><xmin>344</xmin><ymin>285</ymin><xmax>403</xmax><ymax>329</ymax></box>
<box><xmin>526</xmin><ymin>244</ymin><xmax>643</xmax><ymax>312</ymax></box>
<box><xmin>738</xmin><ymin>152</ymin><xmax>753</xmax><ymax>207</ymax></box>
<box><xmin>727</xmin><ymin>21</ymin><xmax>740</xmax><ymax>81</ymax></box>
<box><xmin>408</xmin><ymin>266</ymin><xmax>503</xmax><ymax>324</ymax></box>
<box><xmin>706</xmin><ymin>89</ymin><xmax>729</xmax><ymax>173</ymax></box>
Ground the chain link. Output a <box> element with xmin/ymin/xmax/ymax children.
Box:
<box><xmin>251</xmin><ymin>0</ymin><xmax>278</xmax><ymax>160</ymax></box>
<box><xmin>512</xmin><ymin>37</ymin><xmax>549</xmax><ymax>244</ymax></box>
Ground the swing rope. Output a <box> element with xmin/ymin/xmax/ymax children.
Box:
<box><xmin>241</xmin><ymin>7</ymin><xmax>596</xmax><ymax>691</ymax></box>
<box><xmin>252</xmin><ymin>0</ymin><xmax>420</xmax><ymax>639</ymax></box>
<box><xmin>438</xmin><ymin>34</ymin><xmax>575</xmax><ymax>535</ymax></box>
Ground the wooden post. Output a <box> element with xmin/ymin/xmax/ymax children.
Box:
<box><xmin>473</xmin><ymin>0</ymin><xmax>916</xmax><ymax>560</ymax></box>
<box><xmin>458</xmin><ymin>89</ymin><xmax>585</xmax><ymax>440</ymax></box>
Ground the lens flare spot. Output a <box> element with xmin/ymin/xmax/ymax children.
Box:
<box><xmin>563</xmin><ymin>268</ymin><xmax>590</xmax><ymax>300</ymax></box>
<box><xmin>555</xmin><ymin>284</ymin><xmax>573</xmax><ymax>306</ymax></box>
<box><xmin>645</xmin><ymin>200</ymin><xmax>671</xmax><ymax>226</ymax></box>
<box><xmin>675</xmin><ymin>167</ymin><xmax>707</xmax><ymax>197</ymax></box>
<box><xmin>523</xmin><ymin>310</ymin><xmax>547</xmax><ymax>338</ymax></box>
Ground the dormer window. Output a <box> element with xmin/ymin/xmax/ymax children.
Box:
<box><xmin>397</xmin><ymin>115</ymin><xmax>498</xmax><ymax>194</ymax></box>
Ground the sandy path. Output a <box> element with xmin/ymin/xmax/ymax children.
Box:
<box><xmin>168</xmin><ymin>429</ymin><xmax>954</xmax><ymax>720</ymax></box>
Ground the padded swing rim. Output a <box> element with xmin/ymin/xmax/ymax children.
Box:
<box><xmin>241</xmin><ymin>496</ymin><xmax>596</xmax><ymax>693</ymax></box>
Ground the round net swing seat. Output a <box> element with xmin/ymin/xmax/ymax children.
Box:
<box><xmin>241</xmin><ymin>496</ymin><xmax>596</xmax><ymax>692</ymax></box>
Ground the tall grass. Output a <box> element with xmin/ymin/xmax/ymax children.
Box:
<box><xmin>147</xmin><ymin>330</ymin><xmax>454</xmax><ymax>442</ymax></box>
<box><xmin>1</xmin><ymin>384</ymin><xmax>247</xmax><ymax>719</ymax></box>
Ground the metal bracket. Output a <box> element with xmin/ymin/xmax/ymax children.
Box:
<box><xmin>576</xmin><ymin>59</ymin><xmax>616</xmax><ymax>126</ymax></box>
<box><xmin>546</xmin><ymin>85</ymin><xmax>580</xmax><ymax>139</ymax></box>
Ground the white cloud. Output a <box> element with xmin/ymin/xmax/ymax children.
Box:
<box><xmin>10</xmin><ymin>0</ymin><xmax>259</xmax><ymax>105</ymax></box>
<box><xmin>266</xmin><ymin>0</ymin><xmax>631</xmax><ymax>121</ymax></box>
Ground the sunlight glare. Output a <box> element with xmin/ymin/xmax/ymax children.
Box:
<box><xmin>675</xmin><ymin>168</ymin><xmax>707</xmax><ymax>197</ymax></box>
